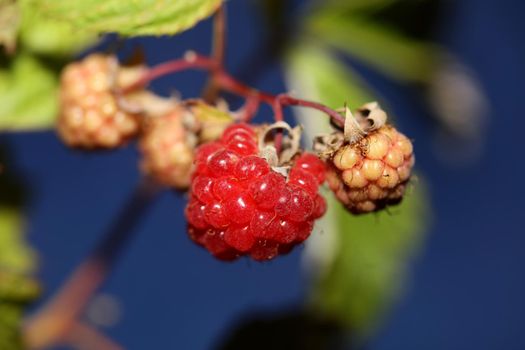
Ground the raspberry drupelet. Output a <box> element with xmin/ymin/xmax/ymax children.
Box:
<box><xmin>57</xmin><ymin>54</ymin><xmax>142</xmax><ymax>149</ymax></box>
<box><xmin>185</xmin><ymin>123</ymin><xmax>327</xmax><ymax>261</ymax></box>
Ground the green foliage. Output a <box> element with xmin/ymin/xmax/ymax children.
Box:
<box><xmin>18</xmin><ymin>0</ymin><xmax>96</xmax><ymax>56</ymax></box>
<box><xmin>29</xmin><ymin>0</ymin><xmax>223</xmax><ymax>36</ymax></box>
<box><xmin>0</xmin><ymin>302</ymin><xmax>25</xmax><ymax>350</ymax></box>
<box><xmin>0</xmin><ymin>0</ymin><xmax>223</xmax><ymax>131</ymax></box>
<box><xmin>0</xmin><ymin>148</ymin><xmax>40</xmax><ymax>349</ymax></box>
<box><xmin>0</xmin><ymin>53</ymin><xmax>58</xmax><ymax>130</ymax></box>
<box><xmin>0</xmin><ymin>208</ymin><xmax>37</xmax><ymax>275</ymax></box>
<box><xmin>312</xmin><ymin>0</ymin><xmax>397</xmax><ymax>13</ymax></box>
<box><xmin>285</xmin><ymin>43</ymin><xmax>373</xmax><ymax>144</ymax></box>
<box><xmin>286</xmin><ymin>44</ymin><xmax>373</xmax><ymax>108</ymax></box>
<box><xmin>311</xmin><ymin>188</ymin><xmax>427</xmax><ymax>335</ymax></box>
<box><xmin>305</xmin><ymin>8</ymin><xmax>438</xmax><ymax>82</ymax></box>
<box><xmin>286</xmin><ymin>42</ymin><xmax>429</xmax><ymax>335</ymax></box>
<box><xmin>0</xmin><ymin>0</ymin><xmax>98</xmax><ymax>131</ymax></box>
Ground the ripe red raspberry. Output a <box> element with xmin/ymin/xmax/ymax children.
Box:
<box><xmin>185</xmin><ymin>123</ymin><xmax>327</xmax><ymax>261</ymax></box>
<box><xmin>326</xmin><ymin>125</ymin><xmax>414</xmax><ymax>214</ymax></box>
<box><xmin>139</xmin><ymin>107</ymin><xmax>196</xmax><ymax>189</ymax></box>
<box><xmin>57</xmin><ymin>54</ymin><xmax>143</xmax><ymax>149</ymax></box>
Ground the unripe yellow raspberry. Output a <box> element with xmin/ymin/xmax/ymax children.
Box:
<box><xmin>327</xmin><ymin>125</ymin><xmax>414</xmax><ymax>214</ymax></box>
<box><xmin>139</xmin><ymin>108</ymin><xmax>196</xmax><ymax>189</ymax></box>
<box><xmin>57</xmin><ymin>54</ymin><xmax>143</xmax><ymax>149</ymax></box>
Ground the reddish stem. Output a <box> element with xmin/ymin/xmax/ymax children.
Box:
<box><xmin>279</xmin><ymin>95</ymin><xmax>345</xmax><ymax>127</ymax></box>
<box><xmin>203</xmin><ymin>5</ymin><xmax>227</xmax><ymax>102</ymax></box>
<box><xmin>214</xmin><ymin>70</ymin><xmax>274</xmax><ymax>104</ymax></box>
<box><xmin>211</xmin><ymin>5</ymin><xmax>226</xmax><ymax>68</ymax></box>
<box><xmin>122</xmin><ymin>53</ymin><xmax>218</xmax><ymax>93</ymax></box>
<box><xmin>122</xmin><ymin>53</ymin><xmax>345</xmax><ymax>126</ymax></box>
<box><xmin>64</xmin><ymin>322</ymin><xmax>123</xmax><ymax>350</ymax></box>
<box><xmin>272</xmin><ymin>95</ymin><xmax>285</xmax><ymax>122</ymax></box>
<box><xmin>238</xmin><ymin>94</ymin><xmax>261</xmax><ymax>122</ymax></box>
<box><xmin>23</xmin><ymin>180</ymin><xmax>159</xmax><ymax>349</ymax></box>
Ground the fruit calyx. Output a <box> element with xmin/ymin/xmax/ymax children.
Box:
<box><xmin>313</xmin><ymin>101</ymin><xmax>389</xmax><ymax>159</ymax></box>
<box><xmin>258</xmin><ymin>121</ymin><xmax>302</xmax><ymax>177</ymax></box>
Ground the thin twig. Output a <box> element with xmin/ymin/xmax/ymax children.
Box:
<box><xmin>279</xmin><ymin>95</ymin><xmax>345</xmax><ymax>127</ymax></box>
<box><xmin>121</xmin><ymin>52</ymin><xmax>345</xmax><ymax>126</ymax></box>
<box><xmin>64</xmin><ymin>322</ymin><xmax>123</xmax><ymax>350</ymax></box>
<box><xmin>203</xmin><ymin>4</ymin><xmax>227</xmax><ymax>103</ymax></box>
<box><xmin>122</xmin><ymin>52</ymin><xmax>218</xmax><ymax>93</ymax></box>
<box><xmin>237</xmin><ymin>94</ymin><xmax>261</xmax><ymax>122</ymax></box>
<box><xmin>23</xmin><ymin>179</ymin><xmax>160</xmax><ymax>349</ymax></box>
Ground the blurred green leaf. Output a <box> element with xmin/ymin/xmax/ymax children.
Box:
<box><xmin>285</xmin><ymin>43</ymin><xmax>374</xmax><ymax>144</ymax></box>
<box><xmin>306</xmin><ymin>12</ymin><xmax>438</xmax><ymax>82</ymax></box>
<box><xmin>0</xmin><ymin>0</ymin><xmax>20</xmax><ymax>54</ymax></box>
<box><xmin>29</xmin><ymin>0</ymin><xmax>223</xmax><ymax>36</ymax></box>
<box><xmin>0</xmin><ymin>208</ymin><xmax>36</xmax><ymax>275</ymax></box>
<box><xmin>0</xmin><ymin>149</ymin><xmax>40</xmax><ymax>349</ymax></box>
<box><xmin>0</xmin><ymin>302</ymin><xmax>25</xmax><ymax>350</ymax></box>
<box><xmin>312</xmin><ymin>188</ymin><xmax>428</xmax><ymax>335</ymax></box>
<box><xmin>0</xmin><ymin>52</ymin><xmax>58</xmax><ymax>130</ymax></box>
<box><xmin>286</xmin><ymin>43</ymin><xmax>373</xmax><ymax>107</ymax></box>
<box><xmin>311</xmin><ymin>0</ymin><xmax>397</xmax><ymax>13</ymax></box>
<box><xmin>0</xmin><ymin>270</ymin><xmax>39</xmax><ymax>302</ymax></box>
<box><xmin>18</xmin><ymin>0</ymin><xmax>96</xmax><ymax>56</ymax></box>
<box><xmin>286</xmin><ymin>43</ymin><xmax>429</xmax><ymax>335</ymax></box>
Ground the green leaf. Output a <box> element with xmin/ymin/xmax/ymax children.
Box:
<box><xmin>0</xmin><ymin>302</ymin><xmax>25</xmax><ymax>350</ymax></box>
<box><xmin>311</xmin><ymin>188</ymin><xmax>428</xmax><ymax>335</ymax></box>
<box><xmin>0</xmin><ymin>0</ymin><xmax>20</xmax><ymax>54</ymax></box>
<box><xmin>305</xmin><ymin>12</ymin><xmax>438</xmax><ymax>82</ymax></box>
<box><xmin>310</xmin><ymin>0</ymin><xmax>397</xmax><ymax>13</ymax></box>
<box><xmin>0</xmin><ymin>157</ymin><xmax>40</xmax><ymax>349</ymax></box>
<box><xmin>18</xmin><ymin>0</ymin><xmax>97</xmax><ymax>56</ymax></box>
<box><xmin>0</xmin><ymin>52</ymin><xmax>58</xmax><ymax>130</ymax></box>
<box><xmin>0</xmin><ymin>179</ymin><xmax>40</xmax><ymax>349</ymax></box>
<box><xmin>30</xmin><ymin>0</ymin><xmax>223</xmax><ymax>36</ymax></box>
<box><xmin>0</xmin><ymin>207</ymin><xmax>36</xmax><ymax>275</ymax></box>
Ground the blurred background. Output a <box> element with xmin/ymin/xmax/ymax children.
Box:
<box><xmin>1</xmin><ymin>0</ymin><xmax>524</xmax><ymax>349</ymax></box>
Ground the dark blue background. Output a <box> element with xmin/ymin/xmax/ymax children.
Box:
<box><xmin>2</xmin><ymin>0</ymin><xmax>525</xmax><ymax>349</ymax></box>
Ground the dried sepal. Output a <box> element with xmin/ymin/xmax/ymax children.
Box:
<box><xmin>354</xmin><ymin>101</ymin><xmax>387</xmax><ymax>133</ymax></box>
<box><xmin>257</xmin><ymin>121</ymin><xmax>303</xmax><ymax>175</ymax></box>
<box><xmin>341</xmin><ymin>101</ymin><xmax>389</xmax><ymax>144</ymax></box>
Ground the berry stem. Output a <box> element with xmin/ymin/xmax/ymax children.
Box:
<box><xmin>202</xmin><ymin>4</ymin><xmax>227</xmax><ymax>102</ymax></box>
<box><xmin>64</xmin><ymin>322</ymin><xmax>123</xmax><ymax>350</ymax></box>
<box><xmin>122</xmin><ymin>53</ymin><xmax>345</xmax><ymax>126</ymax></box>
<box><xmin>238</xmin><ymin>93</ymin><xmax>261</xmax><ymax>121</ymax></box>
<box><xmin>121</xmin><ymin>52</ymin><xmax>218</xmax><ymax>93</ymax></box>
<box><xmin>278</xmin><ymin>95</ymin><xmax>345</xmax><ymax>127</ymax></box>
<box><xmin>211</xmin><ymin>5</ymin><xmax>226</xmax><ymax>69</ymax></box>
<box><xmin>23</xmin><ymin>179</ymin><xmax>160</xmax><ymax>349</ymax></box>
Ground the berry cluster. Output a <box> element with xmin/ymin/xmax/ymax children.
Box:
<box><xmin>139</xmin><ymin>107</ymin><xmax>196</xmax><ymax>189</ymax></box>
<box><xmin>326</xmin><ymin>125</ymin><xmax>414</xmax><ymax>214</ymax></box>
<box><xmin>186</xmin><ymin>124</ymin><xmax>326</xmax><ymax>261</ymax></box>
<box><xmin>56</xmin><ymin>53</ymin><xmax>415</xmax><ymax>261</ymax></box>
<box><xmin>57</xmin><ymin>54</ymin><xmax>143</xmax><ymax>149</ymax></box>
